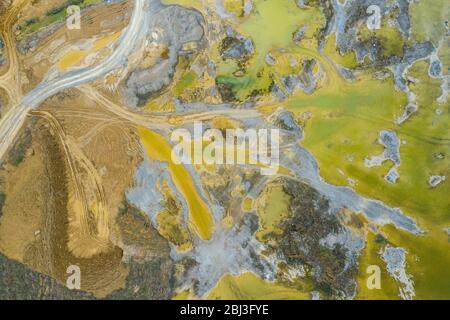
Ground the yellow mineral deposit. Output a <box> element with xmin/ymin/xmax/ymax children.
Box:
<box><xmin>138</xmin><ymin>127</ymin><xmax>214</xmax><ymax>240</ymax></box>
<box><xmin>57</xmin><ymin>32</ymin><xmax>121</xmax><ymax>71</ymax></box>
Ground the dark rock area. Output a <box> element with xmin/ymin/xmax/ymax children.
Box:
<box><xmin>262</xmin><ymin>178</ymin><xmax>360</xmax><ymax>299</ymax></box>
<box><xmin>5</xmin><ymin>126</ymin><xmax>33</xmax><ymax>167</ymax></box>
<box><xmin>219</xmin><ymin>34</ymin><xmax>254</xmax><ymax>61</ymax></box>
<box><xmin>0</xmin><ymin>253</ymin><xmax>94</xmax><ymax>299</ymax></box>
<box><xmin>123</xmin><ymin>5</ymin><xmax>205</xmax><ymax>107</ymax></box>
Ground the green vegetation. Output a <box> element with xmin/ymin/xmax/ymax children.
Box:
<box><xmin>174</xmin><ymin>71</ymin><xmax>197</xmax><ymax>95</ymax></box>
<box><xmin>17</xmin><ymin>0</ymin><xmax>103</xmax><ymax>39</ymax></box>
<box><xmin>159</xmin><ymin>0</ymin><xmax>450</xmax><ymax>299</ymax></box>
<box><xmin>286</xmin><ymin>57</ymin><xmax>450</xmax><ymax>300</ymax></box>
<box><xmin>357</xmin><ymin>232</ymin><xmax>400</xmax><ymax>299</ymax></box>
<box><xmin>357</xmin><ymin>24</ymin><xmax>405</xmax><ymax>58</ymax></box>
<box><xmin>214</xmin><ymin>0</ymin><xmax>326</xmax><ymax>101</ymax></box>
<box><xmin>206</xmin><ymin>272</ymin><xmax>309</xmax><ymax>300</ymax></box>
<box><xmin>410</xmin><ymin>0</ymin><xmax>449</xmax><ymax>45</ymax></box>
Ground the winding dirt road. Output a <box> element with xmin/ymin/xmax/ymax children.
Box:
<box><xmin>0</xmin><ymin>0</ymin><xmax>27</xmax><ymax>106</ymax></box>
<box><xmin>0</xmin><ymin>0</ymin><xmax>148</xmax><ymax>162</ymax></box>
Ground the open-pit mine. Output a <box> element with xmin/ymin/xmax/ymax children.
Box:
<box><xmin>0</xmin><ymin>0</ymin><xmax>448</xmax><ymax>300</ymax></box>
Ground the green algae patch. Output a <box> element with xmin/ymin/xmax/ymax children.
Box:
<box><xmin>165</xmin><ymin>0</ymin><xmax>326</xmax><ymax>102</ymax></box>
<box><xmin>323</xmin><ymin>33</ymin><xmax>359</xmax><ymax>69</ymax></box>
<box><xmin>357</xmin><ymin>23</ymin><xmax>405</xmax><ymax>58</ymax></box>
<box><xmin>216</xmin><ymin>70</ymin><xmax>273</xmax><ymax>102</ymax></box>
<box><xmin>255</xmin><ymin>183</ymin><xmax>291</xmax><ymax>242</ymax></box>
<box><xmin>216</xmin><ymin>75</ymin><xmax>251</xmax><ymax>88</ymax></box>
<box><xmin>238</xmin><ymin>0</ymin><xmax>322</xmax><ymax>66</ymax></box>
<box><xmin>207</xmin><ymin>272</ymin><xmax>309</xmax><ymax>300</ymax></box>
<box><xmin>357</xmin><ymin>217</ymin><xmax>450</xmax><ymax>300</ymax></box>
<box><xmin>286</xmin><ymin>67</ymin><xmax>450</xmax><ymax>225</ymax></box>
<box><xmin>381</xmin><ymin>225</ymin><xmax>450</xmax><ymax>300</ymax></box>
<box><xmin>410</xmin><ymin>0</ymin><xmax>449</xmax><ymax>45</ymax></box>
<box><xmin>174</xmin><ymin>71</ymin><xmax>198</xmax><ymax>95</ymax></box>
<box><xmin>285</xmin><ymin>57</ymin><xmax>450</xmax><ymax>299</ymax></box>
<box><xmin>141</xmin><ymin>0</ymin><xmax>450</xmax><ymax>299</ymax></box>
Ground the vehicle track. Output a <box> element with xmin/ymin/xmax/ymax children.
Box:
<box><xmin>78</xmin><ymin>85</ymin><xmax>261</xmax><ymax>128</ymax></box>
<box><xmin>31</xmin><ymin>109</ymin><xmax>111</xmax><ymax>257</ymax></box>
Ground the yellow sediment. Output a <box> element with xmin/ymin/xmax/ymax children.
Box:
<box><xmin>172</xmin><ymin>289</ymin><xmax>194</xmax><ymax>300</ymax></box>
<box><xmin>220</xmin><ymin>215</ymin><xmax>234</xmax><ymax>229</ymax></box>
<box><xmin>211</xmin><ymin>116</ymin><xmax>241</xmax><ymax>130</ymax></box>
<box><xmin>57</xmin><ymin>50</ymin><xmax>85</xmax><ymax>70</ymax></box>
<box><xmin>138</xmin><ymin>127</ymin><xmax>214</xmax><ymax>240</ymax></box>
<box><xmin>242</xmin><ymin>196</ymin><xmax>254</xmax><ymax>212</ymax></box>
<box><xmin>92</xmin><ymin>32</ymin><xmax>121</xmax><ymax>50</ymax></box>
<box><xmin>57</xmin><ymin>31</ymin><xmax>121</xmax><ymax>71</ymax></box>
<box><xmin>172</xmin><ymin>272</ymin><xmax>309</xmax><ymax>300</ymax></box>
